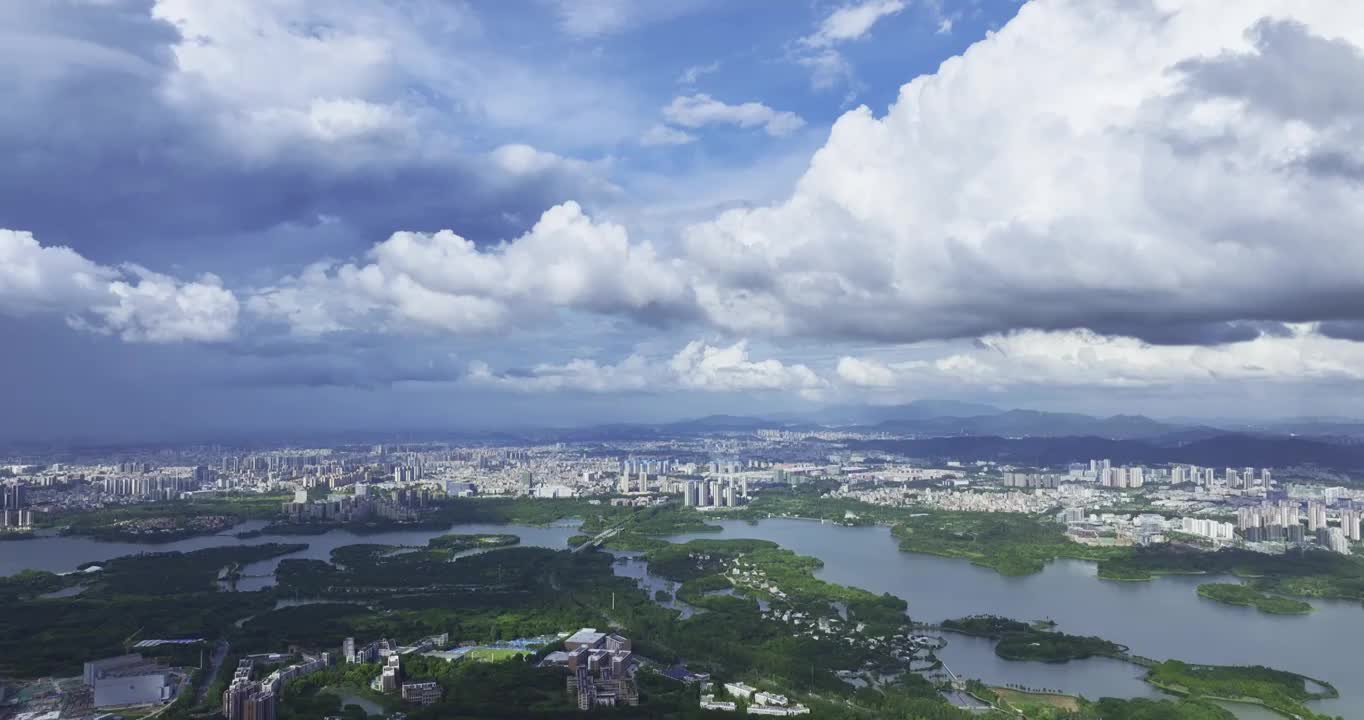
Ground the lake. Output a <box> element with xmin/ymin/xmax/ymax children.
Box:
<box><xmin>668</xmin><ymin>518</ymin><xmax>1361</xmax><ymax>717</ymax></box>
<box><xmin>607</xmin><ymin>550</ymin><xmax>702</xmax><ymax>619</ymax></box>
<box><xmin>4</xmin><ymin>515</ymin><xmax>1356</xmax><ymax>716</ymax></box>
<box><xmin>320</xmin><ymin>687</ymin><xmax>385</xmax><ymax>716</ymax></box>
<box><xmin>0</xmin><ymin>519</ymin><xmax>581</xmax><ymax>591</ymax></box>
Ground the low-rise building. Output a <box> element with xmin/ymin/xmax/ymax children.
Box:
<box><xmin>400</xmin><ymin>681</ymin><xmax>442</xmax><ymax>705</ymax></box>
<box><xmin>84</xmin><ymin>655</ymin><xmax>175</xmax><ymax>708</ymax></box>
<box><xmin>747</xmin><ymin>703</ymin><xmax>810</xmax><ymax>716</ymax></box>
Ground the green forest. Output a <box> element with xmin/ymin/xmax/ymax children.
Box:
<box><xmin>941</xmin><ymin>615</ymin><xmax>1124</xmax><ymax>663</ymax></box>
<box><xmin>1196</xmin><ymin>582</ymin><xmax>1314</xmax><ymax>615</ymax></box>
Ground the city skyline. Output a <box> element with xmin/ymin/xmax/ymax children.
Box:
<box><xmin>7</xmin><ymin>1</ymin><xmax>1364</xmax><ymax>441</ymax></box>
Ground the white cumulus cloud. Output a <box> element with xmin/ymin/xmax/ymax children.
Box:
<box><xmin>797</xmin><ymin>0</ymin><xmax>906</xmax><ymax>90</ymax></box>
<box><xmin>804</xmin><ymin>0</ymin><xmax>906</xmax><ymax>48</ymax></box>
<box><xmin>662</xmin><ymin>94</ymin><xmax>806</xmax><ymax>137</ymax></box>
<box><xmin>249</xmin><ymin>202</ymin><xmax>690</xmax><ymax>336</ymax></box>
<box><xmin>0</xmin><ymin>229</ymin><xmax>239</xmax><ymax>343</ymax></box>
<box><xmin>670</xmin><ymin>340</ymin><xmax>825</xmax><ymax>393</ymax></box>
<box><xmin>87</xmin><ymin>268</ymin><xmax>240</xmax><ymax>343</ymax></box>
<box><xmin>687</xmin><ymin>1</ymin><xmax>1364</xmax><ymax>344</ymax></box>
<box><xmin>837</xmin><ymin>327</ymin><xmax>1364</xmax><ymax>391</ymax></box>
<box><xmin>641</xmin><ymin>124</ymin><xmax>698</xmax><ymax>147</ymax></box>
<box><xmin>467</xmin><ymin>340</ymin><xmax>825</xmax><ymax>395</ymax></box>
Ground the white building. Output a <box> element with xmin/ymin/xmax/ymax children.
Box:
<box><xmin>1178</xmin><ymin>517</ymin><xmax>1234</xmax><ymax>541</ymax></box>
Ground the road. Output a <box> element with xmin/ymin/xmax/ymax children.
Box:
<box><xmin>572</xmin><ymin>525</ymin><xmax>623</xmax><ymax>553</ymax></box>
<box><xmin>194</xmin><ymin>640</ymin><xmax>230</xmax><ymax>706</ymax></box>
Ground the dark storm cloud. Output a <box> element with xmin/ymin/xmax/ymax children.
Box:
<box><xmin>1176</xmin><ymin>19</ymin><xmax>1364</xmax><ymax>127</ymax></box>
<box><xmin>1089</xmin><ymin>320</ymin><xmax>1293</xmax><ymax>346</ymax></box>
<box><xmin>1297</xmin><ymin>150</ymin><xmax>1364</xmax><ymax>183</ymax></box>
<box><xmin>1317</xmin><ymin>321</ymin><xmax>1364</xmax><ymax>342</ymax></box>
<box><xmin>221</xmin><ymin>358</ymin><xmax>462</xmax><ymax>390</ymax></box>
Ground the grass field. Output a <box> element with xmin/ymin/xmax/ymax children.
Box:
<box><xmin>991</xmin><ymin>687</ymin><xmax>1081</xmax><ymax>712</ymax></box>
<box><xmin>461</xmin><ymin>647</ymin><xmax>531</xmax><ymax>662</ymax></box>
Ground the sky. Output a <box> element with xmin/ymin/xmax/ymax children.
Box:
<box><xmin>6</xmin><ymin>0</ymin><xmax>1364</xmax><ymax>441</ymax></box>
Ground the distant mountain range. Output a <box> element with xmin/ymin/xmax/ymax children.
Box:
<box><xmin>791</xmin><ymin>400</ymin><xmax>1003</xmax><ymax>425</ymax></box>
<box><xmin>591</xmin><ymin>403</ymin><xmax>1364</xmax><ymax>442</ymax></box>
<box><xmin>554</xmin><ymin>403</ymin><xmax>1197</xmax><ymax>440</ymax></box>
<box><xmin>844</xmin><ymin>433</ymin><xmax>1364</xmax><ymax>472</ymax></box>
<box><xmin>870</xmin><ymin>409</ymin><xmax>1189</xmax><ymax>440</ymax></box>
<box><xmin>517</xmin><ymin>402</ymin><xmax>1364</xmax><ymax>470</ymax></box>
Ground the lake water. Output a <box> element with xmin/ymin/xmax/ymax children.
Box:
<box><xmin>232</xmin><ymin>521</ymin><xmax>581</xmax><ymax>591</ymax></box>
<box><xmin>668</xmin><ymin>518</ymin><xmax>1361</xmax><ymax>717</ymax></box>
<box><xmin>607</xmin><ymin>551</ymin><xmax>703</xmax><ymax>619</ymax></box>
<box><xmin>320</xmin><ymin>687</ymin><xmax>384</xmax><ymax>716</ymax></box>
<box><xmin>0</xmin><ymin>520</ymin><xmax>581</xmax><ymax>591</ymax></box>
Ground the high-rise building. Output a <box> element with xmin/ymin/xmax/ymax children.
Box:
<box><xmin>223</xmin><ymin>679</ymin><xmax>254</xmax><ymax>720</ymax></box>
<box><xmin>1328</xmin><ymin>527</ymin><xmax>1351</xmax><ymax>554</ymax></box>
<box><xmin>562</xmin><ymin>629</ymin><xmax>638</xmax><ymax>710</ymax></box>
<box><xmin>245</xmin><ymin>690</ymin><xmax>276</xmax><ymax>720</ymax></box>
<box><xmin>1340</xmin><ymin>509</ymin><xmax>1362</xmax><ymax>543</ymax></box>
<box><xmin>373</xmin><ymin>655</ymin><xmax>401</xmax><ymax>693</ymax></box>
<box><xmin>1308</xmin><ymin>502</ymin><xmax>1327</xmax><ymax>533</ymax></box>
<box><xmin>0</xmin><ymin>482</ymin><xmax>28</xmax><ymax>510</ymax></box>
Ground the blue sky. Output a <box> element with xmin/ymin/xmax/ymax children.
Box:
<box><xmin>5</xmin><ymin>0</ymin><xmax>1364</xmax><ymax>441</ymax></box>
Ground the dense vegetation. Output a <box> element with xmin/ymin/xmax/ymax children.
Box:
<box><xmin>739</xmin><ymin>483</ymin><xmax>900</xmax><ymax>526</ymax></box>
<box><xmin>276</xmin><ymin>663</ymin><xmax>388</xmax><ymax>720</ymax></box>
<box><xmin>1098</xmin><ymin>546</ymin><xmax>1364</xmax><ymax>602</ymax></box>
<box><xmin>1146</xmin><ymin>660</ymin><xmax>1339</xmax><ymax>720</ymax></box>
<box><xmin>1196</xmin><ymin>583</ymin><xmax>1314</xmax><ymax>615</ymax></box>
<box><xmin>425</xmin><ymin>532</ymin><xmax>519</xmax><ymax>552</ymax></box>
<box><xmin>88</xmin><ymin>543</ymin><xmax>305</xmax><ymax>594</ymax></box>
<box><xmin>0</xmin><ymin>568</ymin><xmax>72</xmax><ymax>602</ymax></box>
<box><xmin>581</xmin><ymin>503</ymin><xmax>720</xmax><ymax>536</ymax></box>
<box><xmin>1</xmin><ymin>591</ymin><xmax>274</xmax><ymax>678</ymax></box>
<box><xmin>243</xmin><ymin>530</ymin><xmax>978</xmax><ymax>718</ymax></box>
<box><xmin>942</xmin><ymin>616</ymin><xmax>1124</xmax><ymax>663</ymax></box>
<box><xmin>890</xmin><ymin>511</ymin><xmax>1122</xmax><ymax>576</ymax></box>
<box><xmin>1087</xmin><ymin>697</ymin><xmax>1236</xmax><ymax>719</ymax></box>
<box><xmin>0</xmin><ymin>544</ymin><xmax>300</xmax><ymax>677</ymax></box>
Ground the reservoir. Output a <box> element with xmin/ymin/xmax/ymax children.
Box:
<box><xmin>0</xmin><ymin>520</ymin><xmax>581</xmax><ymax>588</ymax></box>
<box><xmin>3</xmin><ymin>516</ymin><xmax>1355</xmax><ymax>715</ymax></box>
<box><xmin>669</xmin><ymin>518</ymin><xmax>1361</xmax><ymax>717</ymax></box>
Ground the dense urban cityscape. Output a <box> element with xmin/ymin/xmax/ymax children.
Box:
<box><xmin>6</xmin><ymin>434</ymin><xmax>1364</xmax><ymax>557</ymax></box>
<box><xmin>2</xmin><ymin>414</ymin><xmax>1363</xmax><ymax>719</ymax></box>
